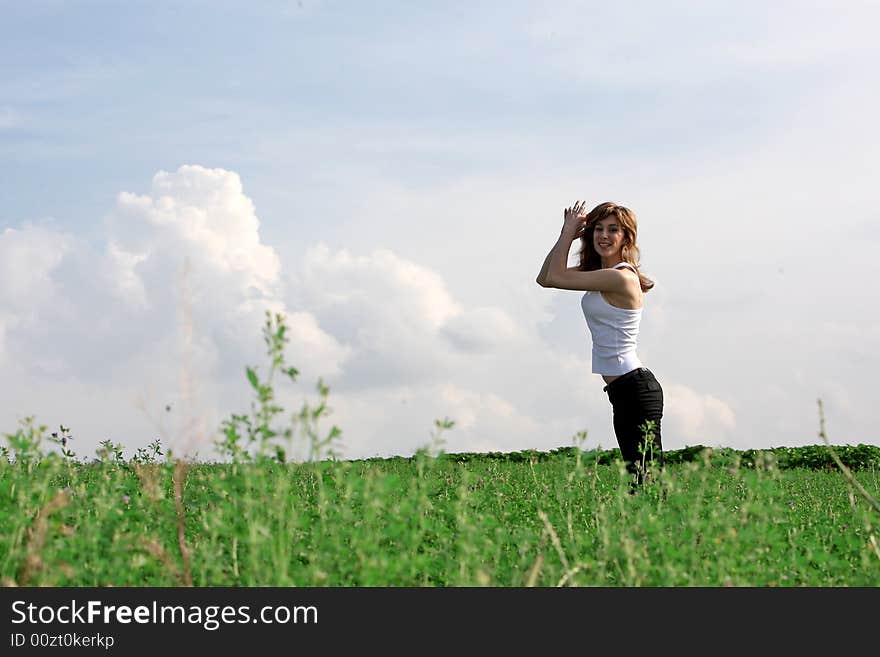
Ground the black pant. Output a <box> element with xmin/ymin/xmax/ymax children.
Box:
<box><xmin>603</xmin><ymin>367</ymin><xmax>664</xmax><ymax>486</ymax></box>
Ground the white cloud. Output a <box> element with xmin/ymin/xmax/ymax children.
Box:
<box><xmin>105</xmin><ymin>241</ymin><xmax>149</xmax><ymax>310</ymax></box>
<box><xmin>288</xmin><ymin>244</ymin><xmax>464</xmax><ymax>390</ymax></box>
<box><xmin>440</xmin><ymin>305</ymin><xmax>524</xmax><ymax>353</ymax></box>
<box><xmin>296</xmin><ymin>244</ymin><xmax>460</xmax><ymax>329</ymax></box>
<box><xmin>0</xmin><ymin>224</ymin><xmax>71</xmax><ymax>312</ymax></box>
<box><xmin>94</xmin><ymin>165</ymin><xmax>353</xmax><ymax>390</ymax></box>
<box><xmin>107</xmin><ymin>164</ymin><xmax>281</xmax><ymax>303</ymax></box>
<box><xmin>0</xmin><ymin>223</ymin><xmax>74</xmax><ymax>365</ymax></box>
<box><xmin>313</xmin><ymin>382</ymin><xmax>552</xmax><ymax>461</ymax></box>
<box><xmin>662</xmin><ymin>382</ymin><xmax>737</xmax><ymax>448</ymax></box>
<box><xmin>0</xmin><ymin>166</ymin><xmax>353</xmax><ymax>458</ymax></box>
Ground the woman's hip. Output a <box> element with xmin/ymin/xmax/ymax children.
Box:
<box><xmin>604</xmin><ymin>367</ymin><xmax>663</xmax><ymax>409</ymax></box>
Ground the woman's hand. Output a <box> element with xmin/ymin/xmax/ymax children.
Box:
<box><xmin>563</xmin><ymin>200</ymin><xmax>588</xmax><ymax>238</ymax></box>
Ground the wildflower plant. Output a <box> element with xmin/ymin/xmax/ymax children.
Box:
<box><xmin>216</xmin><ymin>310</ymin><xmax>343</xmax><ymax>464</ymax></box>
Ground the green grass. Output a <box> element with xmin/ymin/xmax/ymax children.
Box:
<box><xmin>2</xmin><ymin>446</ymin><xmax>879</xmax><ymax>587</ymax></box>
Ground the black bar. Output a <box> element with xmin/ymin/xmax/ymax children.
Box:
<box><xmin>1</xmin><ymin>586</ymin><xmax>877</xmax><ymax>651</ymax></box>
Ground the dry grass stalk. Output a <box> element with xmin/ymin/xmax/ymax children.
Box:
<box><xmin>173</xmin><ymin>458</ymin><xmax>193</xmax><ymax>586</ymax></box>
<box><xmin>139</xmin><ymin>537</ymin><xmax>182</xmax><ymax>579</ymax></box>
<box><xmin>133</xmin><ymin>463</ymin><xmax>163</xmax><ymax>502</ymax></box>
<box><xmin>557</xmin><ymin>563</ymin><xmax>592</xmax><ymax>587</ymax></box>
<box><xmin>17</xmin><ymin>488</ymin><xmax>71</xmax><ymax>586</ymax></box>
<box><xmin>537</xmin><ymin>508</ymin><xmax>571</xmax><ymax>576</ymax></box>
<box><xmin>817</xmin><ymin>399</ymin><xmax>880</xmax><ymax>515</ymax></box>
<box><xmin>525</xmin><ymin>552</ymin><xmax>544</xmax><ymax>587</ymax></box>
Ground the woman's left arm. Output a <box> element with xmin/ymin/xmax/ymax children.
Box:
<box><xmin>539</xmin><ymin>258</ymin><xmax>631</xmax><ymax>291</ymax></box>
<box><xmin>536</xmin><ymin>230</ymin><xmax>576</xmax><ymax>287</ymax></box>
<box><xmin>536</xmin><ymin>201</ymin><xmax>584</xmax><ymax>287</ymax></box>
<box><xmin>535</xmin><ymin>239</ymin><xmax>560</xmax><ymax>286</ymax></box>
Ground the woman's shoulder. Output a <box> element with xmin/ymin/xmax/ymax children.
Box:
<box><xmin>612</xmin><ymin>263</ymin><xmax>640</xmax><ymax>283</ymax></box>
<box><xmin>613</xmin><ymin>263</ymin><xmax>644</xmax><ymax>303</ymax></box>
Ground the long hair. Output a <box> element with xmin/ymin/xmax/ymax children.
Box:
<box><xmin>576</xmin><ymin>201</ymin><xmax>655</xmax><ymax>293</ymax></box>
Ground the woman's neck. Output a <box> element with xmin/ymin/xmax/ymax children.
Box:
<box><xmin>601</xmin><ymin>256</ymin><xmax>623</xmax><ymax>269</ymax></box>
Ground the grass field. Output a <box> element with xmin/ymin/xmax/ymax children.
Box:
<box><xmin>2</xmin><ymin>439</ymin><xmax>879</xmax><ymax>587</ymax></box>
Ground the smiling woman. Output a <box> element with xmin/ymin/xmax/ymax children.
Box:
<box><xmin>536</xmin><ymin>200</ymin><xmax>663</xmax><ymax>491</ymax></box>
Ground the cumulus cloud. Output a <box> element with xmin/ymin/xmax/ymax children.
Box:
<box><xmin>286</xmin><ymin>243</ymin><xmax>525</xmax><ymax>392</ymax></box>
<box><xmin>0</xmin><ymin>223</ymin><xmax>71</xmax><ymax>314</ymax></box>
<box><xmin>0</xmin><ymin>223</ymin><xmax>101</xmax><ymax>372</ymax></box>
<box><xmin>440</xmin><ymin>306</ymin><xmax>524</xmax><ymax>353</ymax></box>
<box><xmin>1</xmin><ymin>166</ymin><xmax>557</xmax><ymax>460</ymax></box>
<box><xmin>106</xmin><ymin>165</ymin><xmax>281</xmax><ymax>307</ymax></box>
<box><xmin>294</xmin><ymin>244</ymin><xmax>461</xmax><ymax>330</ymax></box>
<box><xmin>94</xmin><ymin>166</ymin><xmax>346</xmax><ymax>387</ymax></box>
<box><xmin>0</xmin><ymin>166</ymin><xmax>353</xmax><ymax>457</ymax></box>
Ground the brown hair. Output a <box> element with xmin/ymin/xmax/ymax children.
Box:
<box><xmin>576</xmin><ymin>201</ymin><xmax>655</xmax><ymax>293</ymax></box>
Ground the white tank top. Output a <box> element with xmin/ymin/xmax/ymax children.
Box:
<box><xmin>580</xmin><ymin>262</ymin><xmax>643</xmax><ymax>375</ymax></box>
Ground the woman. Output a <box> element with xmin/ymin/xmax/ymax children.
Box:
<box><xmin>536</xmin><ymin>200</ymin><xmax>664</xmax><ymax>490</ymax></box>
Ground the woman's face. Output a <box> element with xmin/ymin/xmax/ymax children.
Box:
<box><xmin>592</xmin><ymin>217</ymin><xmax>625</xmax><ymax>257</ymax></box>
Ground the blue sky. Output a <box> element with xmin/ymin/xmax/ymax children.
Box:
<box><xmin>2</xmin><ymin>1</ymin><xmax>879</xmax><ymax>460</ymax></box>
<box><xmin>4</xmin><ymin>1</ymin><xmax>831</xmax><ymax>231</ymax></box>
